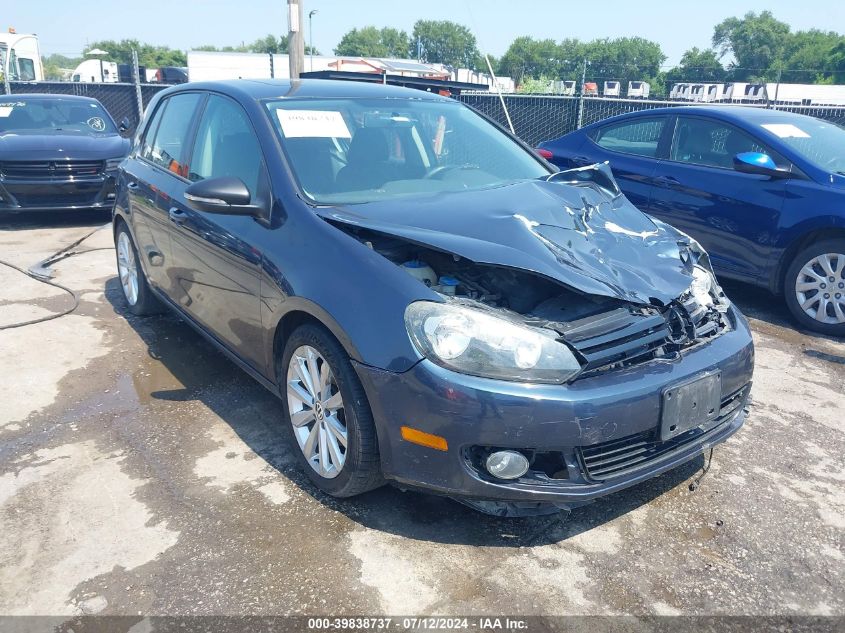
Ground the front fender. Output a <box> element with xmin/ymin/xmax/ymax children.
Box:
<box><xmin>257</xmin><ymin>210</ymin><xmax>432</xmax><ymax>378</ymax></box>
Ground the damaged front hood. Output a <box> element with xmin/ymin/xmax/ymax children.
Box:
<box><xmin>318</xmin><ymin>164</ymin><xmax>696</xmax><ymax>305</ymax></box>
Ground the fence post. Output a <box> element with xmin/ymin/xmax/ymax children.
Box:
<box><xmin>132</xmin><ymin>49</ymin><xmax>144</xmax><ymax>124</ymax></box>
<box><xmin>3</xmin><ymin>79</ymin><xmax>10</xmax><ymax>95</ymax></box>
<box><xmin>576</xmin><ymin>58</ymin><xmax>587</xmax><ymax>129</ymax></box>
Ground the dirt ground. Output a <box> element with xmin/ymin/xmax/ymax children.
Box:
<box><xmin>0</xmin><ymin>211</ymin><xmax>843</xmax><ymax>620</ymax></box>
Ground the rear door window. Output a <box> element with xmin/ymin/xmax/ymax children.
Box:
<box><xmin>141</xmin><ymin>93</ymin><xmax>203</xmax><ymax>178</ymax></box>
<box><xmin>592</xmin><ymin>117</ymin><xmax>666</xmax><ymax>158</ymax></box>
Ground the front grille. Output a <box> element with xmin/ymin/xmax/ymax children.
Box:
<box><xmin>579</xmin><ymin>385</ymin><xmax>749</xmax><ymax>481</ymax></box>
<box><xmin>12</xmin><ymin>191</ymin><xmax>98</xmax><ymax>206</ymax></box>
<box><xmin>559</xmin><ymin>307</ymin><xmax>671</xmax><ymax>372</ymax></box>
<box><xmin>0</xmin><ymin>160</ymin><xmax>104</xmax><ymax>180</ymax></box>
<box><xmin>559</xmin><ymin>297</ymin><xmax>730</xmax><ymax>378</ymax></box>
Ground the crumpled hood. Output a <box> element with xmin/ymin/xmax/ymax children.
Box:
<box><xmin>317</xmin><ymin>165</ymin><xmax>698</xmax><ymax>305</ymax></box>
<box><xmin>0</xmin><ymin>131</ymin><xmax>129</xmax><ymax>161</ymax></box>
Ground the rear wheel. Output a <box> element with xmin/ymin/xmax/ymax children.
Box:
<box><xmin>114</xmin><ymin>221</ymin><xmax>161</xmax><ymax>316</ymax></box>
<box><xmin>784</xmin><ymin>240</ymin><xmax>845</xmax><ymax>336</ymax></box>
<box><xmin>279</xmin><ymin>323</ymin><xmax>383</xmax><ymax>497</ymax></box>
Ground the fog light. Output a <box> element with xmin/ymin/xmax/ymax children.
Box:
<box><xmin>486</xmin><ymin>450</ymin><xmax>529</xmax><ymax>480</ymax></box>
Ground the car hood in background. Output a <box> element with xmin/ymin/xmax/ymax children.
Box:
<box><xmin>318</xmin><ymin>165</ymin><xmax>698</xmax><ymax>305</ymax></box>
<box><xmin>0</xmin><ymin>131</ymin><xmax>129</xmax><ymax>161</ymax></box>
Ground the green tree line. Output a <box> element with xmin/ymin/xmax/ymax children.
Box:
<box><xmin>496</xmin><ymin>11</ymin><xmax>845</xmax><ymax>93</ymax></box>
<box><xmin>40</xmin><ymin>11</ymin><xmax>845</xmax><ymax>92</ymax></box>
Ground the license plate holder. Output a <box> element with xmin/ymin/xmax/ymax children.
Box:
<box><xmin>661</xmin><ymin>372</ymin><xmax>722</xmax><ymax>441</ymax></box>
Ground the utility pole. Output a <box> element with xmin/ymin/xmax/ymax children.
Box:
<box><xmin>288</xmin><ymin>0</ymin><xmax>304</xmax><ymax>79</ymax></box>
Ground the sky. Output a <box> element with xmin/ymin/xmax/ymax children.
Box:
<box><xmin>7</xmin><ymin>0</ymin><xmax>845</xmax><ymax>68</ymax></box>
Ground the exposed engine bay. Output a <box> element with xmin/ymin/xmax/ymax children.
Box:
<box><xmin>336</xmin><ymin>224</ymin><xmax>732</xmax><ymax>375</ymax></box>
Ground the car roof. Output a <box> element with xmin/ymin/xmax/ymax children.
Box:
<box><xmin>160</xmin><ymin>78</ymin><xmax>452</xmax><ymax>103</ymax></box>
<box><xmin>591</xmin><ymin>105</ymin><xmax>816</xmax><ymax>127</ymax></box>
<box><xmin>0</xmin><ymin>94</ymin><xmax>104</xmax><ymax>104</ymax></box>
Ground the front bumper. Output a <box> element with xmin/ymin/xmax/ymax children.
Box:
<box><xmin>0</xmin><ymin>173</ymin><xmax>117</xmax><ymax>212</ymax></box>
<box><xmin>354</xmin><ymin>306</ymin><xmax>754</xmax><ymax>510</ymax></box>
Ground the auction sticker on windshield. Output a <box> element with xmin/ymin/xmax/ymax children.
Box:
<box><xmin>761</xmin><ymin>123</ymin><xmax>811</xmax><ymax>138</ymax></box>
<box><xmin>276</xmin><ymin>109</ymin><xmax>351</xmax><ymax>139</ymax></box>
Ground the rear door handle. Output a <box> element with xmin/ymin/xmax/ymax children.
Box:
<box><xmin>126</xmin><ymin>181</ymin><xmax>139</xmax><ymax>190</ymax></box>
<box><xmin>168</xmin><ymin>207</ymin><xmax>188</xmax><ymax>224</ymax></box>
<box><xmin>571</xmin><ymin>156</ymin><xmax>592</xmax><ymax>166</ymax></box>
<box><xmin>653</xmin><ymin>175</ymin><xmax>681</xmax><ymax>187</ymax></box>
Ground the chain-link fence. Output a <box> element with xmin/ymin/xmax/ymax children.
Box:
<box><xmin>0</xmin><ymin>81</ymin><xmax>169</xmax><ymax>130</ymax></box>
<box><xmin>459</xmin><ymin>94</ymin><xmax>845</xmax><ymax>147</ymax></box>
<box><xmin>2</xmin><ymin>81</ymin><xmax>845</xmax><ymax>148</ymax></box>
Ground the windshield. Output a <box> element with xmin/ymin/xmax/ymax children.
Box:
<box><xmin>759</xmin><ymin>117</ymin><xmax>845</xmax><ymax>175</ymax></box>
<box><xmin>0</xmin><ymin>99</ymin><xmax>116</xmax><ymax>134</ymax></box>
<box><xmin>265</xmin><ymin>97</ymin><xmax>549</xmax><ymax>204</ymax></box>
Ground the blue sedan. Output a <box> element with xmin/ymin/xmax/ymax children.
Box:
<box><xmin>539</xmin><ymin>107</ymin><xmax>845</xmax><ymax>335</ymax></box>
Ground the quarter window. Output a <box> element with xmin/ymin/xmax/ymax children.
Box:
<box><xmin>189</xmin><ymin>95</ymin><xmax>264</xmax><ymax>198</ymax></box>
<box><xmin>670</xmin><ymin>117</ymin><xmax>780</xmax><ymax>169</ymax></box>
<box><xmin>141</xmin><ymin>93</ymin><xmax>202</xmax><ymax>178</ymax></box>
<box><xmin>593</xmin><ymin>118</ymin><xmax>665</xmax><ymax>157</ymax></box>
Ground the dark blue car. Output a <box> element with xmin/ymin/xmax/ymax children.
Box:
<box><xmin>539</xmin><ymin>107</ymin><xmax>845</xmax><ymax>336</ymax></box>
<box><xmin>0</xmin><ymin>94</ymin><xmax>130</xmax><ymax>213</ymax></box>
<box><xmin>112</xmin><ymin>80</ymin><xmax>753</xmax><ymax>516</ymax></box>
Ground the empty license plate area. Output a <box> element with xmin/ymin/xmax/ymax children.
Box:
<box><xmin>661</xmin><ymin>372</ymin><xmax>722</xmax><ymax>442</ymax></box>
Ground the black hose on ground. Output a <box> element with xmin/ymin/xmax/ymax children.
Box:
<box><xmin>0</xmin><ymin>224</ymin><xmax>112</xmax><ymax>330</ymax></box>
<box><xmin>0</xmin><ymin>258</ymin><xmax>79</xmax><ymax>330</ymax></box>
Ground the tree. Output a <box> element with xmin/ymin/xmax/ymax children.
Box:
<box><xmin>86</xmin><ymin>39</ymin><xmax>187</xmax><ymax>68</ymax></box>
<box><xmin>197</xmin><ymin>35</ymin><xmax>318</xmax><ymax>56</ymax></box>
<box><xmin>583</xmin><ymin>37</ymin><xmax>665</xmax><ymax>85</ymax></box>
<box><xmin>712</xmin><ymin>11</ymin><xmax>790</xmax><ymax>80</ymax></box>
<box><xmin>497</xmin><ymin>37</ymin><xmax>568</xmax><ymax>86</ymax></box>
<box><xmin>334</xmin><ymin>26</ymin><xmax>408</xmax><ymax>58</ymax></box>
<box><xmin>41</xmin><ymin>53</ymin><xmax>82</xmax><ymax>80</ymax></box>
<box><xmin>665</xmin><ymin>47</ymin><xmax>726</xmax><ymax>83</ymax></box>
<box><xmin>782</xmin><ymin>29</ymin><xmax>845</xmax><ymax>83</ymax></box>
<box><xmin>411</xmin><ymin>20</ymin><xmax>480</xmax><ymax>69</ymax></box>
<box><xmin>496</xmin><ymin>34</ymin><xmax>664</xmax><ymax>90</ymax></box>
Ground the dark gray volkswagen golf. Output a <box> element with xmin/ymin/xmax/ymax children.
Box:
<box><xmin>112</xmin><ymin>79</ymin><xmax>754</xmax><ymax>516</ymax></box>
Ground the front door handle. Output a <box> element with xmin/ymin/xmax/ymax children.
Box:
<box><xmin>168</xmin><ymin>207</ymin><xmax>188</xmax><ymax>224</ymax></box>
<box><xmin>653</xmin><ymin>175</ymin><xmax>681</xmax><ymax>187</ymax></box>
<box><xmin>571</xmin><ymin>156</ymin><xmax>592</xmax><ymax>166</ymax></box>
<box><xmin>126</xmin><ymin>181</ymin><xmax>139</xmax><ymax>190</ymax></box>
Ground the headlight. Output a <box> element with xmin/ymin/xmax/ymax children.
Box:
<box><xmin>690</xmin><ymin>264</ymin><xmax>730</xmax><ymax>309</ymax></box>
<box><xmin>690</xmin><ymin>265</ymin><xmax>716</xmax><ymax>306</ymax></box>
<box><xmin>105</xmin><ymin>157</ymin><xmax>124</xmax><ymax>171</ymax></box>
<box><xmin>404</xmin><ymin>301</ymin><xmax>582</xmax><ymax>383</ymax></box>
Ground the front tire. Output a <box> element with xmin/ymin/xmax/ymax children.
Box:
<box><xmin>784</xmin><ymin>239</ymin><xmax>845</xmax><ymax>336</ymax></box>
<box><xmin>114</xmin><ymin>221</ymin><xmax>161</xmax><ymax>316</ymax></box>
<box><xmin>279</xmin><ymin>323</ymin><xmax>383</xmax><ymax>497</ymax></box>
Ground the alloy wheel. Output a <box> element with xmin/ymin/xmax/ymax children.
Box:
<box><xmin>286</xmin><ymin>345</ymin><xmax>348</xmax><ymax>479</ymax></box>
<box><xmin>795</xmin><ymin>252</ymin><xmax>845</xmax><ymax>324</ymax></box>
<box><xmin>116</xmin><ymin>231</ymin><xmax>139</xmax><ymax>306</ymax></box>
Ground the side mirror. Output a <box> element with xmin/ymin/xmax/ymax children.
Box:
<box><xmin>184</xmin><ymin>176</ymin><xmax>259</xmax><ymax>216</ymax></box>
<box><xmin>733</xmin><ymin>152</ymin><xmax>790</xmax><ymax>178</ymax></box>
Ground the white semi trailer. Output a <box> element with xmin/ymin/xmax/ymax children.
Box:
<box><xmin>0</xmin><ymin>30</ymin><xmax>44</xmax><ymax>81</ymax></box>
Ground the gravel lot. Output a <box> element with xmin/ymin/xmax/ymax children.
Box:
<box><xmin>0</xmin><ymin>212</ymin><xmax>843</xmax><ymax>621</ymax></box>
